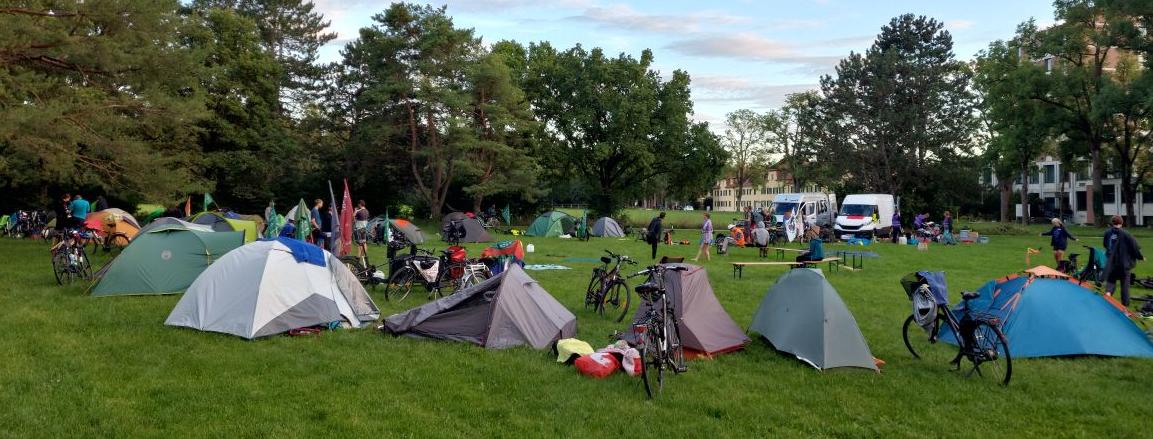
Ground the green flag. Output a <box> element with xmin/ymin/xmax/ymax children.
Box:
<box><xmin>203</xmin><ymin>193</ymin><xmax>215</xmax><ymax>212</ymax></box>
<box><xmin>384</xmin><ymin>208</ymin><xmax>391</xmax><ymax>243</ymax></box>
<box><xmin>502</xmin><ymin>204</ymin><xmax>511</xmax><ymax>226</ymax></box>
<box><xmin>294</xmin><ymin>198</ymin><xmax>311</xmax><ymax>240</ymax></box>
<box><xmin>580</xmin><ymin>209</ymin><xmax>588</xmax><ymax>238</ymax></box>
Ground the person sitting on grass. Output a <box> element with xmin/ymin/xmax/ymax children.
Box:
<box><xmin>1040</xmin><ymin>217</ymin><xmax>1077</xmax><ymax>270</ymax></box>
<box><xmin>795</xmin><ymin>227</ymin><xmax>825</xmax><ymax>263</ymax></box>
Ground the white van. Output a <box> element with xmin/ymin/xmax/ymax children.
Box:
<box><xmin>834</xmin><ymin>194</ymin><xmax>896</xmax><ymax>239</ymax></box>
<box><xmin>768</xmin><ymin>193</ymin><xmax>838</xmax><ymax>229</ymax></box>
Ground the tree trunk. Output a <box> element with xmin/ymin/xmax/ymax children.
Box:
<box><xmin>473</xmin><ymin>194</ymin><xmax>484</xmax><ymax>214</ymax></box>
<box><xmin>1019</xmin><ymin>167</ymin><xmax>1030</xmax><ymax>225</ymax></box>
<box><xmin>999</xmin><ymin>179</ymin><xmax>1011</xmax><ymax>223</ymax></box>
<box><xmin>1090</xmin><ymin>144</ymin><xmax>1102</xmax><ymax>226</ymax></box>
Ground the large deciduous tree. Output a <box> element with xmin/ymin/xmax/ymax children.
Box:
<box><xmin>520</xmin><ymin>43</ymin><xmax>725</xmax><ymax>215</ymax></box>
<box><xmin>721</xmin><ymin>109</ymin><xmax>771</xmax><ymax>210</ymax></box>
<box><xmin>818</xmin><ymin>14</ymin><xmax>976</xmax><ymax>211</ymax></box>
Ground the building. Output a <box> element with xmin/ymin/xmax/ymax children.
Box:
<box><xmin>984</xmin><ymin>155</ymin><xmax>1152</xmax><ymax>226</ymax></box>
<box><xmin>708</xmin><ymin>165</ymin><xmax>823</xmax><ymax>211</ymax></box>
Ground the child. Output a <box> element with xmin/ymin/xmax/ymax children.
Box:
<box><xmin>1040</xmin><ymin>218</ymin><xmax>1077</xmax><ymax>269</ymax></box>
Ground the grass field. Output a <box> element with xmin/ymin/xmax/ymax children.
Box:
<box><xmin>3</xmin><ymin>224</ymin><xmax>1153</xmax><ymax>437</ymax></box>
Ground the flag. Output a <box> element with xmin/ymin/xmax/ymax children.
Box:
<box><xmin>580</xmin><ymin>209</ymin><xmax>588</xmax><ymax>238</ymax></box>
<box><xmin>502</xmin><ymin>204</ymin><xmax>511</xmax><ymax>226</ymax></box>
<box><xmin>265</xmin><ymin>206</ymin><xmax>281</xmax><ymax>239</ymax></box>
<box><xmin>340</xmin><ymin>179</ymin><xmax>353</xmax><ymax>256</ymax></box>
<box><xmin>184</xmin><ymin>196</ymin><xmax>191</xmax><ymax>218</ymax></box>
<box><xmin>294</xmin><ymin>198</ymin><xmax>310</xmax><ymax>241</ymax></box>
<box><xmin>384</xmin><ymin>208</ymin><xmax>392</xmax><ymax>243</ymax></box>
<box><xmin>328</xmin><ymin>181</ymin><xmax>341</xmax><ymax>255</ymax></box>
<box><xmin>203</xmin><ymin>193</ymin><xmax>215</xmax><ymax>213</ymax></box>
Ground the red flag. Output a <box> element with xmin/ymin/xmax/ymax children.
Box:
<box><xmin>340</xmin><ymin>179</ymin><xmax>353</xmax><ymax>256</ymax></box>
<box><xmin>184</xmin><ymin>196</ymin><xmax>191</xmax><ymax>218</ymax></box>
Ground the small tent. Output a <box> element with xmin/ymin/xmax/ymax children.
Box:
<box><xmin>526</xmin><ymin>211</ymin><xmax>576</xmax><ymax>237</ymax></box>
<box><xmin>441</xmin><ymin>212</ymin><xmax>492</xmax><ymax>243</ymax></box>
<box><xmin>383</xmin><ymin>264</ymin><xmax>575</xmax><ymax>349</ymax></box>
<box><xmin>138</xmin><ymin>217</ymin><xmax>213</xmax><ymax>235</ymax></box>
<box><xmin>627</xmin><ymin>264</ymin><xmax>749</xmax><ymax>356</ymax></box>
<box><xmin>165</xmin><ymin>238</ymin><xmax>380</xmax><ymax>339</ymax></box>
<box><xmin>590</xmin><ymin>217</ymin><xmax>625</xmax><ymax>237</ymax></box>
<box><xmin>389</xmin><ymin>218</ymin><xmax>425</xmax><ymax>244</ymax></box>
<box><xmin>187</xmin><ymin>211</ymin><xmax>259</xmax><ymax>242</ymax></box>
<box><xmin>948</xmin><ymin>268</ymin><xmax>1153</xmax><ymax>358</ymax></box>
<box><xmin>84</xmin><ymin>209</ymin><xmax>141</xmax><ymax>241</ymax></box>
<box><xmin>749</xmin><ymin>268</ymin><xmax>878</xmax><ymax>371</ymax></box>
<box><xmin>90</xmin><ymin>225</ymin><xmax>244</xmax><ymax>296</ymax></box>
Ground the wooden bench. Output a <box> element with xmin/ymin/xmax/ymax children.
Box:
<box><xmin>799</xmin><ymin>257</ymin><xmax>843</xmax><ymax>272</ymax></box>
<box><xmin>833</xmin><ymin>250</ymin><xmax>865</xmax><ymax>271</ymax></box>
<box><xmin>772</xmin><ymin>247</ymin><xmax>806</xmax><ymax>260</ymax></box>
<box><xmin>731</xmin><ymin>261</ymin><xmax>801</xmax><ymax>279</ymax></box>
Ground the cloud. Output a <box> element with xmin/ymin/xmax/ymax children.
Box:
<box><xmin>666</xmin><ymin>33</ymin><xmax>845</xmax><ymax>71</ymax></box>
<box><xmin>567</xmin><ymin>4</ymin><xmax>751</xmax><ymax>34</ymax></box>
<box><xmin>946</xmin><ymin>19</ymin><xmax>977</xmax><ymax>30</ymax></box>
<box><xmin>691</xmin><ymin>75</ymin><xmax>818</xmax><ymax>109</ymax></box>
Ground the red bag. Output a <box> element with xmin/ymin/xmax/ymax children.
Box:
<box><xmin>573</xmin><ymin>353</ymin><xmax>619</xmax><ymax>379</ymax></box>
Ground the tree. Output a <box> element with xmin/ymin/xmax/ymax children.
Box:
<box><xmin>0</xmin><ymin>1</ymin><xmax>208</xmax><ymax>209</ymax></box>
<box><xmin>774</xmin><ymin>91</ymin><xmax>827</xmax><ymax>192</ymax></box>
<box><xmin>520</xmin><ymin>43</ymin><xmax>726</xmax><ymax>215</ymax></box>
<box><xmin>721</xmin><ymin>109</ymin><xmax>771</xmax><ymax>210</ymax></box>
<box><xmin>1094</xmin><ymin>55</ymin><xmax>1153</xmax><ymax>226</ymax></box>
<box><xmin>817</xmin><ymin>14</ymin><xmax>977</xmax><ymax>212</ymax></box>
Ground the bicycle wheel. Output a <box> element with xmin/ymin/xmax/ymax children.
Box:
<box><xmin>584</xmin><ymin>269</ymin><xmax>604</xmax><ymax>311</ymax></box>
<box><xmin>652</xmin><ymin>327</ymin><xmax>666</xmax><ymax>395</ymax></box>
<box><xmin>340</xmin><ymin>256</ymin><xmax>368</xmax><ymax>282</ymax></box>
<box><xmin>638</xmin><ymin>340</ymin><xmax>654</xmax><ymax>399</ymax></box>
<box><xmin>603</xmin><ymin>280</ymin><xmax>632</xmax><ymax>323</ymax></box>
<box><xmin>386</xmin><ymin>266</ymin><xmax>417</xmax><ymax>302</ymax></box>
<box><xmin>902</xmin><ymin>314</ymin><xmax>954</xmax><ymax>365</ymax></box>
<box><xmin>970</xmin><ymin>321</ymin><xmax>1012</xmax><ymax>385</ymax></box>
<box><xmin>666</xmin><ymin>316</ymin><xmax>686</xmax><ymax>374</ymax></box>
<box><xmin>104</xmin><ymin>233</ymin><xmax>130</xmax><ymax>254</ymax></box>
<box><xmin>75</xmin><ymin>247</ymin><xmax>92</xmax><ymax>279</ymax></box>
<box><xmin>459</xmin><ymin>269</ymin><xmax>487</xmax><ymax>290</ymax></box>
<box><xmin>51</xmin><ymin>250</ymin><xmax>70</xmax><ymax>285</ymax></box>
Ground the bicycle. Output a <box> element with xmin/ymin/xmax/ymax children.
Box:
<box><xmin>584</xmin><ymin>250</ymin><xmax>635</xmax><ymax>322</ymax></box>
<box><xmin>442</xmin><ymin>220</ymin><xmax>465</xmax><ymax>246</ymax></box>
<box><xmin>901</xmin><ymin>272</ymin><xmax>1012</xmax><ymax>385</ymax></box>
<box><xmin>339</xmin><ymin>254</ymin><xmax>387</xmax><ymax>289</ymax></box>
<box><xmin>386</xmin><ymin>247</ymin><xmax>490</xmax><ymax>301</ymax></box>
<box><xmin>627</xmin><ymin>264</ymin><xmax>688</xmax><ymax>398</ymax></box>
<box><xmin>50</xmin><ymin>228</ymin><xmax>93</xmax><ymax>285</ymax></box>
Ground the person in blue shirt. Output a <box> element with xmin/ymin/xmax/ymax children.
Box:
<box><xmin>796</xmin><ymin>227</ymin><xmax>825</xmax><ymax>263</ymax></box>
<box><xmin>309</xmin><ymin>198</ymin><xmax>323</xmax><ymax>245</ymax></box>
<box><xmin>1040</xmin><ymin>217</ymin><xmax>1077</xmax><ymax>269</ymax></box>
<box><xmin>69</xmin><ymin>194</ymin><xmax>90</xmax><ymax>222</ymax></box>
<box><xmin>279</xmin><ymin>219</ymin><xmax>296</xmax><ymax>238</ymax></box>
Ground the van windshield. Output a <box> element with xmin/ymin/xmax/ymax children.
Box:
<box><xmin>840</xmin><ymin>204</ymin><xmax>876</xmax><ymax>216</ymax></box>
<box><xmin>770</xmin><ymin>202</ymin><xmax>798</xmax><ymax>215</ymax></box>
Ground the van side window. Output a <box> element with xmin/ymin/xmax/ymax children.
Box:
<box><xmin>819</xmin><ymin>200</ymin><xmax>827</xmax><ymax>214</ymax></box>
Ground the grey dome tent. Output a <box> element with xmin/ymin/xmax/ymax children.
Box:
<box><xmin>591</xmin><ymin>217</ymin><xmax>625</xmax><ymax>237</ymax></box>
<box><xmin>138</xmin><ymin>217</ymin><xmax>213</xmax><ymax>234</ymax></box>
<box><xmin>441</xmin><ymin>212</ymin><xmax>492</xmax><ymax>243</ymax></box>
<box><xmin>749</xmin><ymin>268</ymin><xmax>877</xmax><ymax>371</ymax></box>
<box><xmin>627</xmin><ymin>263</ymin><xmax>749</xmax><ymax>356</ymax></box>
<box><xmin>383</xmin><ymin>264</ymin><xmax>575</xmax><ymax>349</ymax></box>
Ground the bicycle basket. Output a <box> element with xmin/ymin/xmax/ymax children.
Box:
<box><xmin>912</xmin><ymin>284</ymin><xmax>938</xmax><ymax>330</ymax></box>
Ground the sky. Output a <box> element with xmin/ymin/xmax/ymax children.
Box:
<box><xmin>312</xmin><ymin>0</ymin><xmax>1059</xmax><ymax>126</ymax></box>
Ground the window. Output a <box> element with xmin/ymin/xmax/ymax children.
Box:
<box><xmin>1028</xmin><ymin>169</ymin><xmax>1039</xmax><ymax>185</ymax></box>
<box><xmin>1043</xmin><ymin>165</ymin><xmax>1056</xmax><ymax>184</ymax></box>
<box><xmin>1143</xmin><ymin>187</ymin><xmax>1153</xmax><ymax>203</ymax></box>
<box><xmin>1076</xmin><ymin>191</ymin><xmax>1087</xmax><ymax>212</ymax></box>
<box><xmin>1103</xmin><ymin>185</ymin><xmax>1116</xmax><ymax>204</ymax></box>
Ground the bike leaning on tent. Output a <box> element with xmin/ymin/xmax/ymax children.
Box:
<box><xmin>627</xmin><ymin>264</ymin><xmax>688</xmax><ymax>398</ymax></box>
<box><xmin>584</xmin><ymin>250</ymin><xmax>635</xmax><ymax>322</ymax></box>
<box><xmin>900</xmin><ymin>272</ymin><xmax>1012</xmax><ymax>385</ymax></box>
<box><xmin>386</xmin><ymin>247</ymin><xmax>489</xmax><ymax>301</ymax></box>
<box><xmin>49</xmin><ymin>227</ymin><xmax>92</xmax><ymax>285</ymax></box>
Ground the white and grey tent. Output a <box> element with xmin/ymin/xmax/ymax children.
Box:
<box><xmin>383</xmin><ymin>264</ymin><xmax>576</xmax><ymax>349</ymax></box>
<box><xmin>138</xmin><ymin>217</ymin><xmax>213</xmax><ymax>234</ymax></box>
<box><xmin>591</xmin><ymin>217</ymin><xmax>625</xmax><ymax>237</ymax></box>
<box><xmin>165</xmin><ymin>239</ymin><xmax>380</xmax><ymax>339</ymax></box>
<box><xmin>748</xmin><ymin>269</ymin><xmax>877</xmax><ymax>371</ymax></box>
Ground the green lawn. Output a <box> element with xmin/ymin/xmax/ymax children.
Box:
<box><xmin>3</xmin><ymin>227</ymin><xmax>1153</xmax><ymax>437</ymax></box>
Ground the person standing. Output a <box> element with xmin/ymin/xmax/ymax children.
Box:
<box><xmin>646</xmin><ymin>212</ymin><xmax>665</xmax><ymax>260</ymax></box>
<box><xmin>353</xmin><ymin>200</ymin><xmax>370</xmax><ymax>260</ymax></box>
<box><xmin>891</xmin><ymin>210</ymin><xmax>903</xmax><ymax>243</ymax></box>
<box><xmin>1103</xmin><ymin>215</ymin><xmax>1143</xmax><ymax>306</ymax></box>
<box><xmin>92</xmin><ymin>195</ymin><xmax>108</xmax><ymax>212</ymax></box>
<box><xmin>795</xmin><ymin>227</ymin><xmax>825</xmax><ymax>263</ymax></box>
<box><xmin>1040</xmin><ymin>218</ymin><xmax>1077</xmax><ymax>268</ymax></box>
<box><xmin>53</xmin><ymin>193</ymin><xmax>71</xmax><ymax>233</ymax></box>
<box><xmin>309</xmin><ymin>199</ymin><xmax>323</xmax><ymax>245</ymax></box>
<box><xmin>941</xmin><ymin>211</ymin><xmax>956</xmax><ymax>245</ymax></box>
<box><xmin>319</xmin><ymin>205</ymin><xmax>334</xmax><ymax>249</ymax></box>
<box><xmin>69</xmin><ymin>194</ymin><xmax>90</xmax><ymax>224</ymax></box>
<box><xmin>692</xmin><ymin>212</ymin><xmax>713</xmax><ymax>262</ymax></box>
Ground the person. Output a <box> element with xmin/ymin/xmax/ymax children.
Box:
<box><xmin>309</xmin><ymin>199</ymin><xmax>323</xmax><ymax>244</ymax></box>
<box><xmin>354</xmin><ymin>200</ymin><xmax>370</xmax><ymax>260</ymax></box>
<box><xmin>646</xmin><ymin>212</ymin><xmax>665</xmax><ymax>260</ymax></box>
<box><xmin>692</xmin><ymin>212</ymin><xmax>713</xmax><ymax>262</ymax></box>
<box><xmin>280</xmin><ymin>219</ymin><xmax>296</xmax><ymax>238</ymax></box>
<box><xmin>891</xmin><ymin>210</ymin><xmax>903</xmax><ymax>243</ymax></box>
<box><xmin>744</xmin><ymin>206</ymin><xmax>754</xmax><ymax>230</ymax></box>
<box><xmin>93</xmin><ymin>195</ymin><xmax>108</xmax><ymax>212</ymax></box>
<box><xmin>1103</xmin><ymin>215</ymin><xmax>1143</xmax><ymax>306</ymax></box>
<box><xmin>69</xmin><ymin>194</ymin><xmax>90</xmax><ymax>224</ymax></box>
<box><xmin>939</xmin><ymin>211</ymin><xmax>956</xmax><ymax>245</ymax></box>
<box><xmin>796</xmin><ymin>227</ymin><xmax>825</xmax><ymax>263</ymax></box>
<box><xmin>751</xmin><ymin>220</ymin><xmax>770</xmax><ymax>250</ymax></box>
<box><xmin>53</xmin><ymin>193</ymin><xmax>71</xmax><ymax>232</ymax></box>
<box><xmin>751</xmin><ymin>206</ymin><xmax>764</xmax><ymax>229</ymax></box>
<box><xmin>913</xmin><ymin>212</ymin><xmax>926</xmax><ymax>231</ymax></box>
<box><xmin>264</xmin><ymin>200</ymin><xmax>276</xmax><ymax>224</ymax></box>
<box><xmin>163</xmin><ymin>204</ymin><xmax>183</xmax><ymax>219</ymax></box>
<box><xmin>318</xmin><ymin>205</ymin><xmax>334</xmax><ymax>249</ymax></box>
<box><xmin>1040</xmin><ymin>218</ymin><xmax>1077</xmax><ymax>269</ymax></box>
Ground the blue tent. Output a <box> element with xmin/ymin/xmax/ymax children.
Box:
<box><xmin>945</xmin><ymin>275</ymin><xmax>1153</xmax><ymax>358</ymax></box>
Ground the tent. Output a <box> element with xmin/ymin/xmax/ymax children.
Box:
<box><xmin>383</xmin><ymin>264</ymin><xmax>575</xmax><ymax>349</ymax></box>
<box><xmin>90</xmin><ymin>225</ymin><xmax>244</xmax><ymax>296</ymax></box>
<box><xmin>187</xmin><ymin>211</ymin><xmax>259</xmax><ymax>242</ymax></box>
<box><xmin>138</xmin><ymin>217</ymin><xmax>213</xmax><ymax>234</ymax></box>
<box><xmin>749</xmin><ymin>268</ymin><xmax>878</xmax><ymax>371</ymax></box>
<box><xmin>165</xmin><ymin>238</ymin><xmax>380</xmax><ymax>339</ymax></box>
<box><xmin>526</xmin><ymin>211</ymin><xmax>576</xmax><ymax>237</ymax></box>
<box><xmin>627</xmin><ymin>264</ymin><xmax>749</xmax><ymax>356</ymax></box>
<box><xmin>389</xmin><ymin>218</ymin><xmax>425</xmax><ymax>244</ymax></box>
<box><xmin>591</xmin><ymin>217</ymin><xmax>625</xmax><ymax>237</ymax></box>
<box><xmin>83</xmin><ymin>209</ymin><xmax>141</xmax><ymax>241</ymax></box>
<box><xmin>441</xmin><ymin>212</ymin><xmax>492</xmax><ymax>243</ymax></box>
<box><xmin>947</xmin><ymin>268</ymin><xmax>1153</xmax><ymax>358</ymax></box>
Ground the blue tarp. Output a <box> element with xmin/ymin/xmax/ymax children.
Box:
<box><xmin>944</xmin><ymin>276</ymin><xmax>1153</xmax><ymax>358</ymax></box>
<box><xmin>273</xmin><ymin>237</ymin><xmax>326</xmax><ymax>267</ymax></box>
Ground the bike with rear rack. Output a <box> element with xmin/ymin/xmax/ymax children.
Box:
<box><xmin>627</xmin><ymin>264</ymin><xmax>688</xmax><ymax>398</ymax></box>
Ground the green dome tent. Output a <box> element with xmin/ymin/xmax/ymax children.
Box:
<box><xmin>90</xmin><ymin>224</ymin><xmax>245</xmax><ymax>296</ymax></box>
<box><xmin>526</xmin><ymin>211</ymin><xmax>576</xmax><ymax>237</ymax></box>
<box><xmin>188</xmin><ymin>211</ymin><xmax>259</xmax><ymax>242</ymax></box>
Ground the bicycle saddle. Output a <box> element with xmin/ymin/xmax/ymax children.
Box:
<box><xmin>600</xmin><ymin>256</ymin><xmax>612</xmax><ymax>264</ymax></box>
<box><xmin>961</xmin><ymin>291</ymin><xmax>980</xmax><ymax>301</ymax></box>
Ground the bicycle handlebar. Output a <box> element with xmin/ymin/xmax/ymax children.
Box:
<box><xmin>627</xmin><ymin>264</ymin><xmax>686</xmax><ymax>278</ymax></box>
